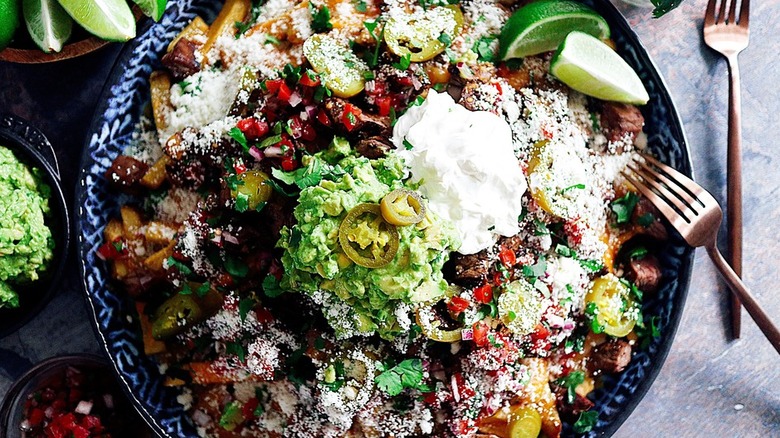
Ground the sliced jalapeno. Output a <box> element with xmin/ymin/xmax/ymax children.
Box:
<box><xmin>152</xmin><ymin>293</ymin><xmax>204</xmax><ymax>340</ymax></box>
<box><xmin>415</xmin><ymin>307</ymin><xmax>463</xmax><ymax>343</ymax></box>
<box><xmin>338</xmin><ymin>203</ymin><xmax>399</xmax><ymax>268</ymax></box>
<box><xmin>585</xmin><ymin>274</ymin><xmax>638</xmax><ymax>337</ymax></box>
<box><xmin>507</xmin><ymin>406</ymin><xmax>542</xmax><ymax>438</ymax></box>
<box><xmin>303</xmin><ymin>34</ymin><xmax>369</xmax><ymax>98</ymax></box>
<box><xmin>231</xmin><ymin>170</ymin><xmax>273</xmax><ymax>211</ymax></box>
<box><xmin>380</xmin><ymin>189</ymin><xmax>426</xmax><ymax>226</ymax></box>
<box><xmin>384</xmin><ymin>5</ymin><xmax>463</xmax><ymax>63</ymax></box>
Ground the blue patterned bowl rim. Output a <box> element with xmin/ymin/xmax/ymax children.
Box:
<box><xmin>75</xmin><ymin>1</ymin><xmax>694</xmax><ymax>436</ymax></box>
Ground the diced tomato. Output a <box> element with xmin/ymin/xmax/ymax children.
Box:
<box><xmin>316</xmin><ymin>109</ymin><xmax>331</xmax><ymax>126</ymax></box>
<box><xmin>301</xmin><ymin>122</ymin><xmax>317</xmax><ymax>141</ymax></box>
<box><xmin>498</xmin><ymin>246</ymin><xmax>517</xmax><ymax>268</ymax></box>
<box><xmin>81</xmin><ymin>415</ymin><xmax>102</xmax><ymax>430</ymax></box>
<box><xmin>422</xmin><ymin>391</ymin><xmax>437</xmax><ymax>405</ymax></box>
<box><xmin>341</xmin><ymin>103</ymin><xmax>362</xmax><ymax>132</ymax></box>
<box><xmin>473</xmin><ymin>284</ymin><xmax>493</xmax><ymax>304</ymax></box>
<box><xmin>255</xmin><ymin>307</ymin><xmax>274</xmax><ymax>324</ymax></box>
<box><xmin>55</xmin><ymin>412</ymin><xmax>77</xmax><ymax>429</ymax></box>
<box><xmin>264</xmin><ymin>79</ymin><xmax>283</xmax><ymax>94</ymax></box>
<box><xmin>281</xmin><ymin>156</ymin><xmax>297</xmax><ymax>171</ymax></box>
<box><xmin>278</xmin><ymin>82</ymin><xmax>293</xmax><ymax>102</ymax></box>
<box><xmin>51</xmin><ymin>398</ymin><xmax>66</xmax><ymax>411</ymax></box>
<box><xmin>394</xmin><ymin>76</ymin><xmax>414</xmax><ymax>87</ymax></box>
<box><xmin>375</xmin><ymin>96</ymin><xmax>392</xmax><ymax>116</ymax></box>
<box><xmin>242</xmin><ymin>398</ymin><xmax>260</xmax><ymax>418</ymax></box>
<box><xmin>299</xmin><ymin>70</ymin><xmax>321</xmax><ymax>87</ymax></box>
<box><xmin>45</xmin><ymin>423</ymin><xmax>66</xmax><ymax>438</ymax></box>
<box><xmin>237</xmin><ymin>117</ymin><xmax>269</xmax><ymax>140</ymax></box>
<box><xmin>233</xmin><ymin>160</ymin><xmax>247</xmax><ymax>175</ymax></box>
<box><xmin>447</xmin><ymin>296</ymin><xmax>470</xmax><ymax>314</ymax></box>
<box><xmin>530</xmin><ymin>323</ymin><xmax>550</xmax><ymax>342</ymax></box>
<box><xmin>288</xmin><ymin>116</ymin><xmax>304</xmax><ymax>140</ymax></box>
<box><xmin>216</xmin><ymin>272</ymin><xmax>234</xmax><ymax>288</ymax></box>
<box><xmin>472</xmin><ymin>321</ymin><xmax>490</xmax><ymax>347</ymax></box>
<box><xmin>28</xmin><ymin>407</ymin><xmax>45</xmax><ymax>426</ymax></box>
<box><xmin>71</xmin><ymin>425</ymin><xmax>90</xmax><ymax>438</ymax></box>
<box><xmin>96</xmin><ymin>238</ymin><xmax>127</xmax><ymax>261</ymax></box>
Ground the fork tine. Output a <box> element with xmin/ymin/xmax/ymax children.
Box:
<box><xmin>633</xmin><ymin>160</ymin><xmax>700</xmax><ymax>210</ymax></box>
<box><xmin>717</xmin><ymin>0</ymin><xmax>728</xmax><ymax>23</ymax></box>
<box><xmin>622</xmin><ymin>172</ymin><xmax>691</xmax><ymax>231</ymax></box>
<box><xmin>739</xmin><ymin>0</ymin><xmax>750</xmax><ymax>26</ymax></box>
<box><xmin>627</xmin><ymin>164</ymin><xmax>694</xmax><ymax>221</ymax></box>
<box><xmin>728</xmin><ymin>0</ymin><xmax>738</xmax><ymax>23</ymax></box>
<box><xmin>705</xmin><ymin>0</ymin><xmax>718</xmax><ymax>25</ymax></box>
<box><xmin>639</xmin><ymin>154</ymin><xmax>704</xmax><ymax>205</ymax></box>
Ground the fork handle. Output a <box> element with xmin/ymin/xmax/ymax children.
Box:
<box><xmin>706</xmin><ymin>244</ymin><xmax>780</xmax><ymax>354</ymax></box>
<box><xmin>726</xmin><ymin>55</ymin><xmax>744</xmax><ymax>339</ymax></box>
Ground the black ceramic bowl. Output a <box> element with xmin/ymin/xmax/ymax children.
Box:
<box><xmin>0</xmin><ymin>354</ymin><xmax>154</xmax><ymax>438</ymax></box>
<box><xmin>0</xmin><ymin>114</ymin><xmax>70</xmax><ymax>338</ymax></box>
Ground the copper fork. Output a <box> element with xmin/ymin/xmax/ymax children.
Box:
<box><xmin>623</xmin><ymin>153</ymin><xmax>780</xmax><ymax>355</ymax></box>
<box><xmin>704</xmin><ymin>0</ymin><xmax>750</xmax><ymax>338</ymax></box>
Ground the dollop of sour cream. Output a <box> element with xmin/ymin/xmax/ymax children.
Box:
<box><xmin>392</xmin><ymin>92</ymin><xmax>527</xmax><ymax>254</ymax></box>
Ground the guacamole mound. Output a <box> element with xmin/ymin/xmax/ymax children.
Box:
<box><xmin>0</xmin><ymin>146</ymin><xmax>54</xmax><ymax>309</ymax></box>
<box><xmin>278</xmin><ymin>139</ymin><xmax>460</xmax><ymax>340</ymax></box>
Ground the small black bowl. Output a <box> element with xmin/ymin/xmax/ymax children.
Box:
<box><xmin>0</xmin><ymin>114</ymin><xmax>70</xmax><ymax>338</ymax></box>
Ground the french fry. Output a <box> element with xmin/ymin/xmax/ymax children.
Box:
<box><xmin>140</xmin><ymin>155</ymin><xmax>170</xmax><ymax>189</ymax></box>
<box><xmin>521</xmin><ymin>358</ymin><xmax>562</xmax><ymax>438</ymax></box>
<box><xmin>111</xmin><ymin>258</ymin><xmax>130</xmax><ymax>279</ymax></box>
<box><xmin>149</xmin><ymin>71</ymin><xmax>172</xmax><ymax>135</ymax></box>
<box><xmin>167</xmin><ymin>16</ymin><xmax>209</xmax><ymax>52</ymax></box>
<box><xmin>200</xmin><ymin>0</ymin><xmax>251</xmax><ymax>63</ymax></box>
<box><xmin>136</xmin><ymin>302</ymin><xmax>166</xmax><ymax>355</ymax></box>
<box><xmin>144</xmin><ymin>221</ymin><xmax>176</xmax><ymax>246</ymax></box>
<box><xmin>120</xmin><ymin>205</ymin><xmax>144</xmax><ymax>236</ymax></box>
<box><xmin>103</xmin><ymin>218</ymin><xmax>124</xmax><ymax>243</ymax></box>
<box><xmin>143</xmin><ymin>242</ymin><xmax>174</xmax><ymax>273</ymax></box>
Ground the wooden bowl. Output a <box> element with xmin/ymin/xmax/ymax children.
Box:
<box><xmin>0</xmin><ymin>8</ymin><xmax>144</xmax><ymax>64</ymax></box>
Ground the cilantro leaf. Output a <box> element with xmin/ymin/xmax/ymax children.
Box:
<box><xmin>226</xmin><ymin>342</ymin><xmax>246</xmax><ymax>363</ymax></box>
<box><xmin>224</xmin><ymin>255</ymin><xmax>249</xmax><ymax>278</ymax></box>
<box><xmin>229</xmin><ymin>127</ymin><xmax>249</xmax><ymax>152</ymax></box>
<box><xmin>375</xmin><ymin>358</ymin><xmax>428</xmax><ymax>397</ymax></box>
<box><xmin>311</xmin><ymin>5</ymin><xmax>333</xmax><ymax>33</ymax></box>
<box><xmin>573</xmin><ymin>410</ymin><xmax>599</xmax><ymax>434</ymax></box>
<box><xmin>637</xmin><ymin>212</ymin><xmax>655</xmax><ymax>227</ymax></box>
<box><xmin>472</xmin><ymin>36</ymin><xmax>496</xmax><ymax>62</ymax></box>
<box><xmin>610</xmin><ymin>192</ymin><xmax>639</xmax><ymax>224</ymax></box>
<box><xmin>235</xmin><ymin>192</ymin><xmax>250</xmax><ymax>212</ymax></box>
<box><xmin>393</xmin><ymin>53</ymin><xmax>411</xmax><ymax>70</ymax></box>
<box><xmin>556</xmin><ymin>371</ymin><xmax>585</xmax><ymax>404</ymax></box>
<box><xmin>262</xmin><ymin>275</ymin><xmax>286</xmax><ymax>298</ymax></box>
<box><xmin>239</xmin><ymin>296</ymin><xmax>256</xmax><ymax>322</ymax></box>
<box><xmin>651</xmin><ymin>0</ymin><xmax>684</xmax><ymax>18</ymax></box>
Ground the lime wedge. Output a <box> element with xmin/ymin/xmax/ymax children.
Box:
<box><xmin>22</xmin><ymin>0</ymin><xmax>73</xmax><ymax>53</ymax></box>
<box><xmin>0</xmin><ymin>0</ymin><xmax>21</xmax><ymax>50</ymax></box>
<box><xmin>498</xmin><ymin>0</ymin><xmax>609</xmax><ymax>60</ymax></box>
<box><xmin>57</xmin><ymin>0</ymin><xmax>135</xmax><ymax>42</ymax></box>
<box><xmin>550</xmin><ymin>31</ymin><xmax>649</xmax><ymax>105</ymax></box>
<box><xmin>131</xmin><ymin>0</ymin><xmax>166</xmax><ymax>22</ymax></box>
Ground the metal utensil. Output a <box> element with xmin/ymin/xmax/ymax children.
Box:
<box><xmin>623</xmin><ymin>153</ymin><xmax>780</xmax><ymax>354</ymax></box>
<box><xmin>703</xmin><ymin>0</ymin><xmax>750</xmax><ymax>338</ymax></box>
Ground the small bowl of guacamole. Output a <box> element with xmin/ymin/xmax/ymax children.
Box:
<box><xmin>0</xmin><ymin>114</ymin><xmax>70</xmax><ymax>337</ymax></box>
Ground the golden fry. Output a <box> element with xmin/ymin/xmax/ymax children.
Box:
<box><xmin>167</xmin><ymin>16</ymin><xmax>209</xmax><ymax>53</ymax></box>
<box><xmin>150</xmin><ymin>71</ymin><xmax>173</xmax><ymax>134</ymax></box>
<box><xmin>201</xmin><ymin>0</ymin><xmax>251</xmax><ymax>63</ymax></box>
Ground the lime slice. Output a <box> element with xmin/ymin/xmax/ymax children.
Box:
<box><xmin>0</xmin><ymin>0</ymin><xmax>21</xmax><ymax>50</ymax></box>
<box><xmin>57</xmin><ymin>0</ymin><xmax>135</xmax><ymax>42</ymax></box>
<box><xmin>22</xmin><ymin>0</ymin><xmax>73</xmax><ymax>53</ymax></box>
<box><xmin>550</xmin><ymin>31</ymin><xmax>649</xmax><ymax>105</ymax></box>
<box><xmin>131</xmin><ymin>0</ymin><xmax>166</xmax><ymax>22</ymax></box>
<box><xmin>498</xmin><ymin>0</ymin><xmax>609</xmax><ymax>60</ymax></box>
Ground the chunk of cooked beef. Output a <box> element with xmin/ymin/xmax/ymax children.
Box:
<box><xmin>600</xmin><ymin>102</ymin><xmax>644</xmax><ymax>144</ymax></box>
<box><xmin>446</xmin><ymin>250</ymin><xmax>490</xmax><ymax>286</ymax></box>
<box><xmin>324</xmin><ymin>98</ymin><xmax>391</xmax><ymax>138</ymax></box>
<box><xmin>161</xmin><ymin>38</ymin><xmax>200</xmax><ymax>81</ymax></box>
<box><xmin>355</xmin><ymin>136</ymin><xmax>392</xmax><ymax>159</ymax></box>
<box><xmin>632</xmin><ymin>197</ymin><xmax>668</xmax><ymax>240</ymax></box>
<box><xmin>588</xmin><ymin>339</ymin><xmax>632</xmax><ymax>374</ymax></box>
<box><xmin>627</xmin><ymin>254</ymin><xmax>662</xmax><ymax>294</ymax></box>
<box><xmin>553</xmin><ymin>385</ymin><xmax>595</xmax><ymax>422</ymax></box>
<box><xmin>105</xmin><ymin>155</ymin><xmax>149</xmax><ymax>193</ymax></box>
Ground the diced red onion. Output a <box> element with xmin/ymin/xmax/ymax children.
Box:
<box><xmin>249</xmin><ymin>146</ymin><xmax>265</xmax><ymax>161</ymax></box>
<box><xmin>365</xmin><ymin>80</ymin><xmax>376</xmax><ymax>93</ymax></box>
<box><xmin>44</xmin><ymin>406</ymin><xmax>54</xmax><ymax>419</ymax></box>
<box><xmin>305</xmin><ymin>105</ymin><xmax>318</xmax><ymax>119</ymax></box>
<box><xmin>75</xmin><ymin>400</ymin><xmax>93</xmax><ymax>415</ymax></box>
<box><xmin>223</xmin><ymin>232</ymin><xmax>239</xmax><ymax>245</ymax></box>
<box><xmin>546</xmin><ymin>314</ymin><xmax>565</xmax><ymax>329</ymax></box>
<box><xmin>563</xmin><ymin>322</ymin><xmax>575</xmax><ymax>331</ymax></box>
<box><xmin>288</xmin><ymin>92</ymin><xmax>303</xmax><ymax>107</ymax></box>
<box><xmin>411</xmin><ymin>75</ymin><xmax>422</xmax><ymax>90</ymax></box>
<box><xmin>103</xmin><ymin>394</ymin><xmax>114</xmax><ymax>409</ymax></box>
<box><xmin>460</xmin><ymin>328</ymin><xmax>473</xmax><ymax>341</ymax></box>
<box><xmin>192</xmin><ymin>409</ymin><xmax>210</xmax><ymax>426</ymax></box>
<box><xmin>264</xmin><ymin>146</ymin><xmax>284</xmax><ymax>158</ymax></box>
<box><xmin>451</xmin><ymin>374</ymin><xmax>460</xmax><ymax>402</ymax></box>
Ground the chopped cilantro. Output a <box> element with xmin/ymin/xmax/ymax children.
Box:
<box><xmin>555</xmin><ymin>244</ymin><xmax>576</xmax><ymax>258</ymax></box>
<box><xmin>264</xmin><ymin>35</ymin><xmax>281</xmax><ymax>45</ymax></box>
<box><xmin>229</xmin><ymin>127</ymin><xmax>249</xmax><ymax>152</ymax></box>
<box><xmin>393</xmin><ymin>53</ymin><xmax>412</xmax><ymax>70</ymax></box>
<box><xmin>258</xmin><ymin>134</ymin><xmax>283</xmax><ymax>148</ymax></box>
<box><xmin>472</xmin><ymin>36</ymin><xmax>496</xmax><ymax>62</ymax></box>
<box><xmin>438</xmin><ymin>32</ymin><xmax>452</xmax><ymax>47</ymax></box>
<box><xmin>311</xmin><ymin>5</ymin><xmax>333</xmax><ymax>33</ymax></box>
<box><xmin>610</xmin><ymin>192</ymin><xmax>639</xmax><ymax>224</ymax></box>
<box><xmin>522</xmin><ymin>257</ymin><xmax>547</xmax><ymax>279</ymax></box>
<box><xmin>353</xmin><ymin>0</ymin><xmax>367</xmax><ymax>12</ymax></box>
<box><xmin>165</xmin><ymin>257</ymin><xmax>192</xmax><ymax>276</ymax></box>
<box><xmin>403</xmin><ymin>139</ymin><xmax>414</xmax><ymax>150</ymax></box>
<box><xmin>585</xmin><ymin>302</ymin><xmax>604</xmax><ymax>334</ymax></box>
<box><xmin>226</xmin><ymin>342</ymin><xmax>246</xmax><ymax>363</ymax></box>
<box><xmin>638</xmin><ymin>212</ymin><xmax>655</xmax><ymax>227</ymax></box>
<box><xmin>363</xmin><ymin>20</ymin><xmax>385</xmax><ymax>68</ymax></box>
<box><xmin>628</xmin><ymin>246</ymin><xmax>648</xmax><ymax>260</ymax></box>
<box><xmin>262</xmin><ymin>275</ymin><xmax>285</xmax><ymax>297</ymax></box>
<box><xmin>573</xmin><ymin>410</ymin><xmax>599</xmax><ymax>433</ymax></box>
<box><xmin>562</xmin><ymin>183</ymin><xmax>586</xmax><ymax>193</ymax></box>
<box><xmin>556</xmin><ymin>370</ymin><xmax>585</xmax><ymax>404</ymax></box>
<box><xmin>375</xmin><ymin>358</ymin><xmax>430</xmax><ymax>396</ymax></box>
<box><xmin>579</xmin><ymin>258</ymin><xmax>604</xmax><ymax>273</ymax></box>
<box><xmin>239</xmin><ymin>296</ymin><xmax>256</xmax><ymax>322</ymax></box>
<box><xmin>281</xmin><ymin>63</ymin><xmax>302</xmax><ymax>84</ymax></box>
<box><xmin>235</xmin><ymin>192</ymin><xmax>250</xmax><ymax>212</ymax></box>
<box><xmin>224</xmin><ymin>255</ymin><xmax>249</xmax><ymax>278</ymax></box>
<box><xmin>195</xmin><ymin>282</ymin><xmax>211</xmax><ymax>298</ymax></box>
